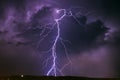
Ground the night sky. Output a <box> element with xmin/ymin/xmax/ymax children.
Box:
<box><xmin>0</xmin><ymin>0</ymin><xmax>120</xmax><ymax>78</ymax></box>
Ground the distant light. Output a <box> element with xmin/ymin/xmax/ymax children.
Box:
<box><xmin>21</xmin><ymin>75</ymin><xmax>24</xmax><ymax>77</ymax></box>
<box><xmin>55</xmin><ymin>9</ymin><xmax>60</xmax><ymax>13</ymax></box>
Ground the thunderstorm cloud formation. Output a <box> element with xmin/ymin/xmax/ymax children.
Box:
<box><xmin>0</xmin><ymin>0</ymin><xmax>120</xmax><ymax>78</ymax></box>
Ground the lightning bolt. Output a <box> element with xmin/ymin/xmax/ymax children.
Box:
<box><xmin>20</xmin><ymin>7</ymin><xmax>84</xmax><ymax>76</ymax></box>
<box><xmin>47</xmin><ymin>9</ymin><xmax>67</xmax><ymax>76</ymax></box>
<box><xmin>46</xmin><ymin>8</ymin><xmax>82</xmax><ymax>76</ymax></box>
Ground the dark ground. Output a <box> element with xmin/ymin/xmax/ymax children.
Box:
<box><xmin>0</xmin><ymin>76</ymin><xmax>119</xmax><ymax>80</ymax></box>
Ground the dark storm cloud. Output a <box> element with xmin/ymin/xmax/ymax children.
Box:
<box><xmin>60</xmin><ymin>45</ymin><xmax>115</xmax><ymax>77</ymax></box>
<box><xmin>0</xmin><ymin>43</ymin><xmax>43</xmax><ymax>76</ymax></box>
<box><xmin>0</xmin><ymin>0</ymin><xmax>120</xmax><ymax>78</ymax></box>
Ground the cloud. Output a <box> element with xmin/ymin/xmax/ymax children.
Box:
<box><xmin>61</xmin><ymin>45</ymin><xmax>116</xmax><ymax>77</ymax></box>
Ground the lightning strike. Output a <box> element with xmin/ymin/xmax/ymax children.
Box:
<box><xmin>20</xmin><ymin>7</ymin><xmax>83</xmax><ymax>76</ymax></box>
<box><xmin>47</xmin><ymin>9</ymin><xmax>67</xmax><ymax>76</ymax></box>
